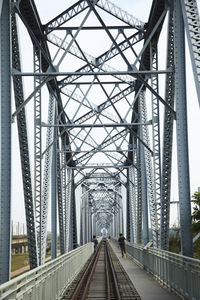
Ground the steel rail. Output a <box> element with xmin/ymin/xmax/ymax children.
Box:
<box><xmin>80</xmin><ymin>249</ymin><xmax>101</xmax><ymax>299</ymax></box>
<box><xmin>105</xmin><ymin>241</ymin><xmax>111</xmax><ymax>300</ymax></box>
<box><xmin>68</xmin><ymin>239</ymin><xmax>122</xmax><ymax>299</ymax></box>
<box><xmin>70</xmin><ymin>241</ymin><xmax>102</xmax><ymax>299</ymax></box>
<box><xmin>106</xmin><ymin>242</ymin><xmax>121</xmax><ymax>300</ymax></box>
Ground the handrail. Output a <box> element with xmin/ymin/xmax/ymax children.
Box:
<box><xmin>0</xmin><ymin>243</ymin><xmax>93</xmax><ymax>300</ymax></box>
<box><xmin>111</xmin><ymin>238</ymin><xmax>200</xmax><ymax>300</ymax></box>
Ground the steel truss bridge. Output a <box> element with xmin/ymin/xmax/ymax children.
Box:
<box><xmin>0</xmin><ymin>0</ymin><xmax>200</xmax><ymax>288</ymax></box>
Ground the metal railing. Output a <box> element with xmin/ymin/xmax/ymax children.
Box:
<box><xmin>0</xmin><ymin>243</ymin><xmax>93</xmax><ymax>300</ymax></box>
<box><xmin>112</xmin><ymin>239</ymin><xmax>200</xmax><ymax>300</ymax></box>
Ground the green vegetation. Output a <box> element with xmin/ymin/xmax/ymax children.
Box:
<box><xmin>169</xmin><ymin>226</ymin><xmax>181</xmax><ymax>254</ymax></box>
<box><xmin>191</xmin><ymin>192</ymin><xmax>200</xmax><ymax>234</ymax></box>
<box><xmin>193</xmin><ymin>239</ymin><xmax>200</xmax><ymax>259</ymax></box>
<box><xmin>191</xmin><ymin>191</ymin><xmax>200</xmax><ymax>259</ymax></box>
<box><xmin>169</xmin><ymin>192</ymin><xmax>200</xmax><ymax>259</ymax></box>
<box><xmin>11</xmin><ymin>250</ymin><xmax>53</xmax><ymax>275</ymax></box>
<box><xmin>11</xmin><ymin>253</ymin><xmax>29</xmax><ymax>272</ymax></box>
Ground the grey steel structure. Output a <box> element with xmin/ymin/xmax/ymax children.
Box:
<box><xmin>0</xmin><ymin>0</ymin><xmax>199</xmax><ymax>283</ymax></box>
<box><xmin>80</xmin><ymin>173</ymin><xmax>123</xmax><ymax>242</ymax></box>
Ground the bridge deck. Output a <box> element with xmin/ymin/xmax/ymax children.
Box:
<box><xmin>109</xmin><ymin>241</ymin><xmax>181</xmax><ymax>300</ymax></box>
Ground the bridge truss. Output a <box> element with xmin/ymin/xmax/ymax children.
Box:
<box><xmin>0</xmin><ymin>0</ymin><xmax>200</xmax><ymax>284</ymax></box>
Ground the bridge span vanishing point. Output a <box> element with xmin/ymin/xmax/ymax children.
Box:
<box><xmin>0</xmin><ymin>0</ymin><xmax>200</xmax><ymax>299</ymax></box>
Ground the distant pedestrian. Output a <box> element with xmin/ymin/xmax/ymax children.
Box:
<box><xmin>92</xmin><ymin>235</ymin><xmax>98</xmax><ymax>252</ymax></box>
<box><xmin>118</xmin><ymin>233</ymin><xmax>126</xmax><ymax>258</ymax></box>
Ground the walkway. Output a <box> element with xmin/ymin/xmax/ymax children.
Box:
<box><xmin>109</xmin><ymin>241</ymin><xmax>181</xmax><ymax>300</ymax></box>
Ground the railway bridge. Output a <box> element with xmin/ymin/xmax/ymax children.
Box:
<box><xmin>0</xmin><ymin>0</ymin><xmax>200</xmax><ymax>299</ymax></box>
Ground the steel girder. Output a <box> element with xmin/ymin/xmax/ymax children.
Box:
<box><xmin>48</xmin><ymin>31</ymin><xmax>141</xmax><ymax>87</ymax></box>
<box><xmin>128</xmin><ymin>140</ymin><xmax>141</xmax><ymax>244</ymax></box>
<box><xmin>33</xmin><ymin>42</ymin><xmax>56</xmax><ymax>263</ymax></box>
<box><xmin>57</xmin><ymin>138</ymin><xmax>65</xmax><ymax>255</ymax></box>
<box><xmin>69</xmin><ymin>86</ymin><xmax>135</xmax><ymax>126</ymax></box>
<box><xmin>70</xmin><ymin>171</ymin><xmax>78</xmax><ymax>250</ymax></box>
<box><xmin>126</xmin><ymin>173</ymin><xmax>131</xmax><ymax>242</ymax></box>
<box><xmin>44</xmin><ymin>0</ymin><xmax>89</xmax><ymax>33</ymax></box>
<box><xmin>44</xmin><ymin>0</ymin><xmax>144</xmax><ymax>33</ymax></box>
<box><xmin>61</xmin><ymin>140</ymin><xmax>67</xmax><ymax>252</ymax></box>
<box><xmin>51</xmin><ymin>121</ymin><xmax>57</xmax><ymax>259</ymax></box>
<box><xmin>128</xmin><ymin>167</ymin><xmax>135</xmax><ymax>243</ymax></box>
<box><xmin>136</xmin><ymin>144</ymin><xmax>142</xmax><ymax>244</ymax></box>
<box><xmin>11</xmin><ymin>13</ymin><xmax>38</xmax><ymax>269</ymax></box>
<box><xmin>40</xmin><ymin>92</ymin><xmax>56</xmax><ymax>263</ymax></box>
<box><xmin>174</xmin><ymin>0</ymin><xmax>193</xmax><ymax>257</ymax></box>
<box><xmin>0</xmin><ymin>0</ymin><xmax>11</xmax><ymax>284</ymax></box>
<box><xmin>80</xmin><ymin>200</ymin><xmax>83</xmax><ymax>245</ymax></box>
<box><xmin>139</xmin><ymin>91</ymin><xmax>156</xmax><ymax>246</ymax></box>
<box><xmin>81</xmin><ymin>184</ymin><xmax>90</xmax><ymax>244</ymax></box>
<box><xmin>15</xmin><ymin>0</ymin><xmax>73</xmax><ymax>263</ymax></box>
<box><xmin>73</xmin><ymin>129</ymin><xmax>128</xmax><ymax>166</ymax></box>
<box><xmin>160</xmin><ymin>6</ymin><xmax>175</xmax><ymax>250</ymax></box>
<box><xmin>139</xmin><ymin>121</ymin><xmax>149</xmax><ymax>246</ymax></box>
<box><xmin>65</xmin><ymin>169</ymin><xmax>72</xmax><ymax>252</ymax></box>
<box><xmin>96</xmin><ymin>0</ymin><xmax>145</xmax><ymax>30</ymax></box>
<box><xmin>33</xmin><ymin>45</ymin><xmax>43</xmax><ymax>264</ymax></box>
<box><xmin>181</xmin><ymin>0</ymin><xmax>200</xmax><ymax>102</ymax></box>
<box><xmin>150</xmin><ymin>42</ymin><xmax>162</xmax><ymax>247</ymax></box>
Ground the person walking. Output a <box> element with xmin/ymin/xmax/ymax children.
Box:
<box><xmin>92</xmin><ymin>235</ymin><xmax>98</xmax><ymax>252</ymax></box>
<box><xmin>118</xmin><ymin>233</ymin><xmax>126</xmax><ymax>258</ymax></box>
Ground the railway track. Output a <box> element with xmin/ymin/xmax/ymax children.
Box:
<box><xmin>62</xmin><ymin>239</ymin><xmax>141</xmax><ymax>300</ymax></box>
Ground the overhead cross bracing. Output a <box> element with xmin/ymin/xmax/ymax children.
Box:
<box><xmin>80</xmin><ymin>172</ymin><xmax>123</xmax><ymax>244</ymax></box>
<box><xmin>1</xmin><ymin>0</ymin><xmax>200</xmax><ymax>284</ymax></box>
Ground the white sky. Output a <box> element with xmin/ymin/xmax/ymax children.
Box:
<box><xmin>11</xmin><ymin>0</ymin><xmax>200</xmax><ymax>233</ymax></box>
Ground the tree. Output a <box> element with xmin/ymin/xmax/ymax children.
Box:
<box><xmin>191</xmin><ymin>192</ymin><xmax>200</xmax><ymax>234</ymax></box>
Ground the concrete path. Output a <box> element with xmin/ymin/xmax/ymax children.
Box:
<box><xmin>11</xmin><ymin>265</ymin><xmax>30</xmax><ymax>278</ymax></box>
<box><xmin>110</xmin><ymin>241</ymin><xmax>181</xmax><ymax>300</ymax></box>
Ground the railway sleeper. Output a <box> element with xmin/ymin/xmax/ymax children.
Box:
<box><xmin>62</xmin><ymin>239</ymin><xmax>141</xmax><ymax>300</ymax></box>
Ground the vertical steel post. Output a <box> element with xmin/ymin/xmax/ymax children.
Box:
<box><xmin>139</xmin><ymin>90</ymin><xmax>156</xmax><ymax>245</ymax></box>
<box><xmin>57</xmin><ymin>139</ymin><xmax>65</xmax><ymax>254</ymax></box>
<box><xmin>137</xmin><ymin>144</ymin><xmax>142</xmax><ymax>244</ymax></box>
<box><xmin>88</xmin><ymin>204</ymin><xmax>92</xmax><ymax>242</ymax></box>
<box><xmin>80</xmin><ymin>202</ymin><xmax>83</xmax><ymax>245</ymax></box>
<box><xmin>86</xmin><ymin>195</ymin><xmax>89</xmax><ymax>242</ymax></box>
<box><xmin>41</xmin><ymin>92</ymin><xmax>56</xmax><ymax>264</ymax></box>
<box><xmin>174</xmin><ymin>0</ymin><xmax>193</xmax><ymax>257</ymax></box>
<box><xmin>11</xmin><ymin>11</ymin><xmax>38</xmax><ymax>269</ymax></box>
<box><xmin>69</xmin><ymin>184</ymin><xmax>73</xmax><ymax>251</ymax></box>
<box><xmin>65</xmin><ymin>168</ymin><xmax>72</xmax><ymax>252</ymax></box>
<box><xmin>117</xmin><ymin>184</ymin><xmax>123</xmax><ymax>235</ymax></box>
<box><xmin>139</xmin><ymin>93</ymin><xmax>149</xmax><ymax>246</ymax></box>
<box><xmin>61</xmin><ymin>141</ymin><xmax>66</xmax><ymax>252</ymax></box>
<box><xmin>126</xmin><ymin>172</ymin><xmax>131</xmax><ymax>242</ymax></box>
<box><xmin>140</xmin><ymin>143</ymin><xmax>149</xmax><ymax>245</ymax></box>
<box><xmin>150</xmin><ymin>42</ymin><xmax>161</xmax><ymax>247</ymax></box>
<box><xmin>51</xmin><ymin>124</ymin><xmax>57</xmax><ymax>259</ymax></box>
<box><xmin>0</xmin><ymin>0</ymin><xmax>11</xmax><ymax>284</ymax></box>
<box><xmin>70</xmin><ymin>172</ymin><xmax>77</xmax><ymax>249</ymax></box>
<box><xmin>128</xmin><ymin>168</ymin><xmax>135</xmax><ymax>243</ymax></box>
<box><xmin>110</xmin><ymin>216</ymin><xmax>114</xmax><ymax>237</ymax></box>
<box><xmin>160</xmin><ymin>5</ymin><xmax>175</xmax><ymax>250</ymax></box>
<box><xmin>81</xmin><ymin>184</ymin><xmax>87</xmax><ymax>244</ymax></box>
<box><xmin>92</xmin><ymin>215</ymin><xmax>96</xmax><ymax>236</ymax></box>
<box><xmin>34</xmin><ymin>45</ymin><xmax>42</xmax><ymax>264</ymax></box>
